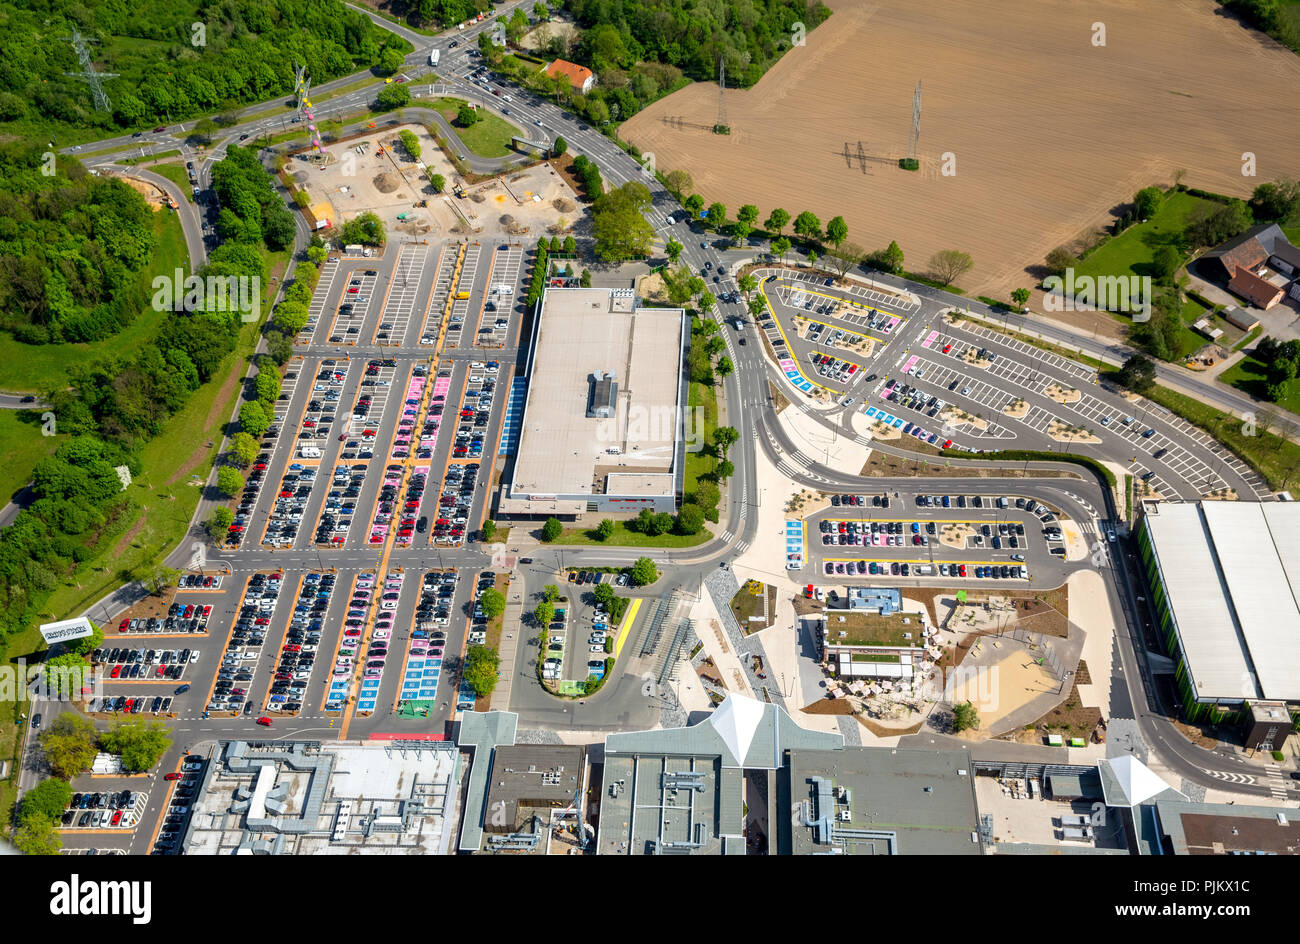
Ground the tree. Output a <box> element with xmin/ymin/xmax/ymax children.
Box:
<box><xmin>12</xmin><ymin>816</ymin><xmax>61</xmax><ymax>855</ymax></box>
<box><xmin>239</xmin><ymin>400</ymin><xmax>270</xmax><ymax>438</ymax></box>
<box><xmin>1010</xmin><ymin>288</ymin><xmax>1031</xmax><ymax>311</ymax></box>
<box><xmin>664</xmin><ymin>169</ymin><xmax>693</xmax><ymax>196</ymax></box>
<box><xmin>1152</xmin><ymin>244</ymin><xmax>1182</xmax><ymax>282</ymax></box>
<box><xmin>430</xmin><ymin>173</ymin><xmax>446</xmax><ymax>193</ymax></box>
<box><xmin>1249</xmin><ymin>177</ymin><xmax>1300</xmax><ymax>222</ymax></box>
<box><xmin>951</xmin><ymin>701</ymin><xmax>979</xmax><ymax>733</ymax></box>
<box><xmin>714</xmin><ymin>459</ymin><xmax>735</xmax><ymax>481</ymax></box>
<box><xmin>378</xmin><ymin>46</ymin><xmax>405</xmax><ymax>75</ymax></box>
<box><xmin>596</xmin><ymin>518</ymin><xmax>615</xmax><ymax>540</ymax></box>
<box><xmin>675</xmin><ymin>503</ymin><xmax>705</xmax><ymax>534</ymax></box>
<box><xmin>1116</xmin><ymin>354</ymin><xmax>1157</xmax><ymax>394</ymax></box>
<box><xmin>22</xmin><ymin>779</ymin><xmax>73</xmax><ymax>822</ymax></box>
<box><xmin>462</xmin><ymin>645</ymin><xmax>500</xmax><ymax>697</ymax></box>
<box><xmin>541</xmin><ymin>517</ymin><xmax>563</xmax><ymax>542</ymax></box>
<box><xmin>341</xmin><ymin>211</ymin><xmax>386</xmax><ymax>246</ymax></box>
<box><xmin>793</xmin><ymin>211</ymin><xmax>821</xmax><ymax>242</ymax></box>
<box><xmin>929</xmin><ymin>249</ymin><xmax>975</xmax><ymax>286</ymax></box>
<box><xmin>552</xmin><ymin>135</ymin><xmax>567</xmax><ymax>155</ymax></box>
<box><xmin>713</xmin><ymin>426</ymin><xmax>740</xmax><ymax>455</ymax></box>
<box><xmin>826</xmin><ymin>241</ymin><xmax>864</xmax><ymax>277</ymax></box>
<box><xmin>215</xmin><ymin>466</ymin><xmax>244</xmax><ymax>498</ymax></box>
<box><xmin>1185</xmin><ymin>199</ymin><xmax>1253</xmax><ymax>248</ymax></box>
<box><xmin>480</xmin><ymin>519</ymin><xmax>496</xmax><ymax>542</ymax></box>
<box><xmin>1133</xmin><ymin>186</ymin><xmax>1164</xmax><ymax>220</ymax></box>
<box><xmin>592</xmin><ymin>182</ymin><xmax>654</xmax><ymax>261</ymax></box>
<box><xmin>254</xmin><ymin>367</ymin><xmax>281</xmax><ymax>407</ymax></box>
<box><xmin>665</xmin><ymin>237</ymin><xmax>683</xmax><ymax>264</ymax></box>
<box><xmin>738</xmin><ymin>274</ymin><xmax>757</xmax><ymax>299</ymax></box>
<box><xmin>480</xmin><ymin>588</ymin><xmax>507</xmax><ymax>620</ymax></box>
<box><xmin>631</xmin><ymin>556</ymin><xmax>659</xmax><ymax>586</ymax></box>
<box><xmin>229</xmin><ymin>431</ymin><xmax>259</xmax><ymax>468</ymax></box>
<box><xmin>878</xmin><ymin>240</ymin><xmax>905</xmax><ymax>274</ymax></box>
<box><xmin>38</xmin><ymin>714</ymin><xmax>98</xmax><ymax>779</ymax></box>
<box><xmin>715</xmin><ymin>356</ymin><xmax>734</xmax><ymax>380</ymax></box>
<box><xmin>376</xmin><ymin>84</ymin><xmax>411</xmax><ymax>111</ymax></box>
<box><xmin>706</xmin><ymin>202</ymin><xmax>727</xmax><ymax>230</ymax></box>
<box><xmin>698</xmin><ymin>291</ymin><xmax>716</xmax><ymax>315</ymax></box>
<box><xmin>1044</xmin><ymin>245</ymin><xmax>1076</xmax><ymax>277</ymax></box>
<box><xmin>748</xmin><ymin>294</ymin><xmax>769</xmax><ymax>320</ymax></box>
<box><xmin>99</xmin><ymin>720</ymin><xmax>171</xmax><ymax>773</ymax></box>
<box><xmin>456</xmin><ymin>103</ymin><xmax>480</xmax><ymax>127</ymax></box>
<box><xmin>764</xmin><ymin>208</ymin><xmax>789</xmax><ymax>235</ymax></box>
<box><xmin>535</xmin><ymin>600</ymin><xmax>555</xmax><ymax>627</ymax></box>
<box><xmin>68</xmin><ymin>624</ymin><xmax>104</xmax><ymax>657</ymax></box>
<box><xmin>826</xmin><ymin>215</ymin><xmax>849</xmax><ymax>248</ymax></box>
<box><xmin>737</xmin><ymin>204</ymin><xmax>759</xmax><ymax>227</ymax></box>
<box><xmin>206</xmin><ymin>506</ymin><xmax>234</xmax><ymax>541</ymax></box>
<box><xmin>771</xmin><ymin>236</ymin><xmax>791</xmax><ymax>264</ymax></box>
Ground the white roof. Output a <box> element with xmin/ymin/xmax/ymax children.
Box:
<box><xmin>1143</xmin><ymin>502</ymin><xmax>1300</xmax><ymax>701</ymax></box>
<box><xmin>708</xmin><ymin>694</ymin><xmax>766</xmax><ymax>766</ymax></box>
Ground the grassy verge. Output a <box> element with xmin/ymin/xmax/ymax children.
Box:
<box><xmin>0</xmin><ymin>411</ymin><xmax>62</xmax><ymax>505</ymax></box>
<box><xmin>685</xmin><ymin>379</ymin><xmax>719</xmax><ymax>498</ymax></box>
<box><xmin>1232</xmin><ymin>325</ymin><xmax>1263</xmax><ymax>352</ymax></box>
<box><xmin>1142</xmin><ymin>383</ymin><xmax>1299</xmax><ymax>491</ymax></box>
<box><xmin>152</xmin><ymin>162</ymin><xmax>193</xmax><ymax>200</ymax></box>
<box><xmin>943</xmin><ymin>447</ymin><xmax>1118</xmax><ymax>489</ymax></box>
<box><xmin>550</xmin><ymin>521</ymin><xmax>710</xmax><ymax>548</ymax></box>
<box><xmin>239</xmin><ymin>77</ymin><xmax>381</xmax><ymax>125</ymax></box>
<box><xmin>0</xmin><ymin>210</ymin><xmax>189</xmax><ymax>392</ymax></box>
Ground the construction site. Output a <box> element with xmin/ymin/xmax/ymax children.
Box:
<box><xmin>288</xmin><ymin>124</ymin><xmax>580</xmax><ymax>242</ymax></box>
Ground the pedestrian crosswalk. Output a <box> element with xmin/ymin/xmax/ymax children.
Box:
<box><xmin>717</xmin><ymin>529</ymin><xmax>750</xmax><ymax>552</ymax></box>
<box><xmin>1264</xmin><ymin>765</ymin><xmax>1289</xmax><ymax>800</ymax></box>
<box><xmin>1079</xmin><ymin>520</ymin><xmax>1097</xmax><ymax>535</ymax></box>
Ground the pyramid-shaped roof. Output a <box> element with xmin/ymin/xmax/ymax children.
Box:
<box><xmin>708</xmin><ymin>694</ymin><xmax>767</xmax><ymax>767</ymax></box>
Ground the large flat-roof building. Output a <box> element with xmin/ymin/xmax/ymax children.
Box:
<box><xmin>501</xmin><ymin>288</ymin><xmax>688</xmax><ymax>517</ymax></box>
<box><xmin>179</xmin><ymin>740</ymin><xmax>459</xmax><ymax>855</ymax></box>
<box><xmin>1137</xmin><ymin>500</ymin><xmax>1300</xmax><ymax>727</ymax></box>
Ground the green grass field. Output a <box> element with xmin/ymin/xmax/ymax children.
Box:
<box><xmin>0</xmin><ymin>410</ymin><xmax>62</xmax><ymax>505</ymax></box>
<box><xmin>1219</xmin><ymin>355</ymin><xmax>1300</xmax><ymax>415</ymax></box>
<box><xmin>551</xmin><ymin>520</ymin><xmax>710</xmax><ymax>548</ymax></box>
<box><xmin>0</xmin><ymin>209</ymin><xmax>189</xmax><ymax>393</ymax></box>
<box><xmin>152</xmin><ymin>161</ymin><xmax>194</xmax><ymax>200</ymax></box>
<box><xmin>685</xmin><ymin>379</ymin><xmax>719</xmax><ymax>498</ymax></box>
<box><xmin>1074</xmin><ymin>192</ymin><xmax>1215</xmax><ymax>282</ymax></box>
<box><xmin>432</xmin><ymin>99</ymin><xmax>523</xmax><ymax>158</ymax></box>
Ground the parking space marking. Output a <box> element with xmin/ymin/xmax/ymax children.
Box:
<box><xmin>418</xmin><ymin>244</ymin><xmax>456</xmax><ymax>346</ymax></box>
<box><xmin>373</xmin><ymin>243</ymin><xmax>428</xmax><ymax>346</ymax></box>
<box><xmin>301</xmin><ymin>258</ymin><xmax>340</xmax><ymax>345</ymax></box>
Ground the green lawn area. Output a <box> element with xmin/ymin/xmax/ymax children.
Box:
<box><xmin>121</xmin><ymin>149</ymin><xmax>181</xmax><ymax>166</ymax></box>
<box><xmin>826</xmin><ymin>611</ymin><xmax>923</xmax><ymax>648</ymax></box>
<box><xmin>1074</xmin><ymin>191</ymin><xmax>1216</xmax><ymax>283</ymax></box>
<box><xmin>152</xmin><ymin>161</ymin><xmax>193</xmax><ymax>200</ymax></box>
<box><xmin>1143</xmin><ymin>383</ymin><xmax>1300</xmax><ymax>491</ymax></box>
<box><xmin>432</xmin><ymin>98</ymin><xmax>524</xmax><ymax>158</ymax></box>
<box><xmin>0</xmin><ymin>208</ymin><xmax>189</xmax><ymax>393</ymax></box>
<box><xmin>1219</xmin><ymin>355</ymin><xmax>1300</xmax><ymax>415</ymax></box>
<box><xmin>0</xmin><ymin>410</ymin><xmax>62</xmax><ymax>505</ymax></box>
<box><xmin>551</xmin><ymin>520</ymin><xmax>710</xmax><ymax>548</ymax></box>
<box><xmin>685</xmin><ymin>378</ymin><xmax>719</xmax><ymax>499</ymax></box>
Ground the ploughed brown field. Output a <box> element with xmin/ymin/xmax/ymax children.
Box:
<box><xmin>621</xmin><ymin>0</ymin><xmax>1300</xmax><ymax>299</ymax></box>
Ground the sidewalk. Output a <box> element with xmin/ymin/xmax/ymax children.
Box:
<box><xmin>490</xmin><ymin>571</ymin><xmax>527</xmax><ymax>712</ymax></box>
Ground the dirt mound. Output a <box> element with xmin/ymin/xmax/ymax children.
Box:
<box><xmin>552</xmin><ymin>197</ymin><xmax>575</xmax><ymax>213</ymax></box>
<box><xmin>373</xmin><ymin>172</ymin><xmax>402</xmax><ymax>194</ymax></box>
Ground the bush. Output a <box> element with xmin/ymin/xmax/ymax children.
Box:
<box><xmin>631</xmin><ymin>556</ymin><xmax>659</xmax><ymax>586</ymax></box>
<box><xmin>675</xmin><ymin>503</ymin><xmax>704</xmax><ymax>535</ymax></box>
<box><xmin>952</xmin><ymin>701</ymin><xmax>979</xmax><ymax>732</ymax></box>
<box><xmin>596</xmin><ymin>519</ymin><xmax>615</xmax><ymax>540</ymax></box>
<box><xmin>540</xmin><ymin>517</ymin><xmax>562</xmax><ymax>542</ymax></box>
<box><xmin>99</xmin><ymin>719</ymin><xmax>172</xmax><ymax>773</ymax></box>
<box><xmin>480</xmin><ymin>519</ymin><xmax>496</xmax><ymax>542</ymax></box>
<box><xmin>22</xmin><ymin>779</ymin><xmax>73</xmax><ymax>822</ymax></box>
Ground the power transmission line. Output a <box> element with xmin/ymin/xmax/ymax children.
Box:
<box><xmin>63</xmin><ymin>29</ymin><xmax>118</xmax><ymax>113</ymax></box>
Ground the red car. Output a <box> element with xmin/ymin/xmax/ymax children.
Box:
<box><xmin>111</xmin><ymin>665</ymin><xmax>122</xmax><ymax>678</ymax></box>
<box><xmin>164</xmin><ymin>772</ymin><xmax>183</xmax><ymax>781</ymax></box>
<box><xmin>118</xmin><ymin>618</ymin><xmax>130</xmax><ymax>632</ymax></box>
<box><xmin>111</xmin><ymin>810</ymin><xmax>123</xmax><ymax>826</ymax></box>
<box><xmin>283</xmin><ymin>644</ymin><xmax>301</xmax><ymax>652</ymax></box>
<box><xmin>256</xmin><ymin>716</ymin><xmax>273</xmax><ymax>727</ymax></box>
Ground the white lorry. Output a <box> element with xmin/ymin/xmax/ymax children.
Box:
<box><xmin>429</xmin><ymin>49</ymin><xmax>440</xmax><ymax>66</ymax></box>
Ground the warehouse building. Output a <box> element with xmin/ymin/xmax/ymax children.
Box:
<box><xmin>500</xmin><ymin>288</ymin><xmax>688</xmax><ymax>517</ymax></box>
<box><xmin>1137</xmin><ymin>500</ymin><xmax>1300</xmax><ymax>731</ymax></box>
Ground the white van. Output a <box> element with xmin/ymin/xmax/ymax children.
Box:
<box><xmin>299</xmin><ymin>446</ymin><xmax>322</xmax><ymax>459</ymax></box>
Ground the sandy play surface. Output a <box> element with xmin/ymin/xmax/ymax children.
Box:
<box><xmin>620</xmin><ymin>0</ymin><xmax>1300</xmax><ymax>299</ymax></box>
